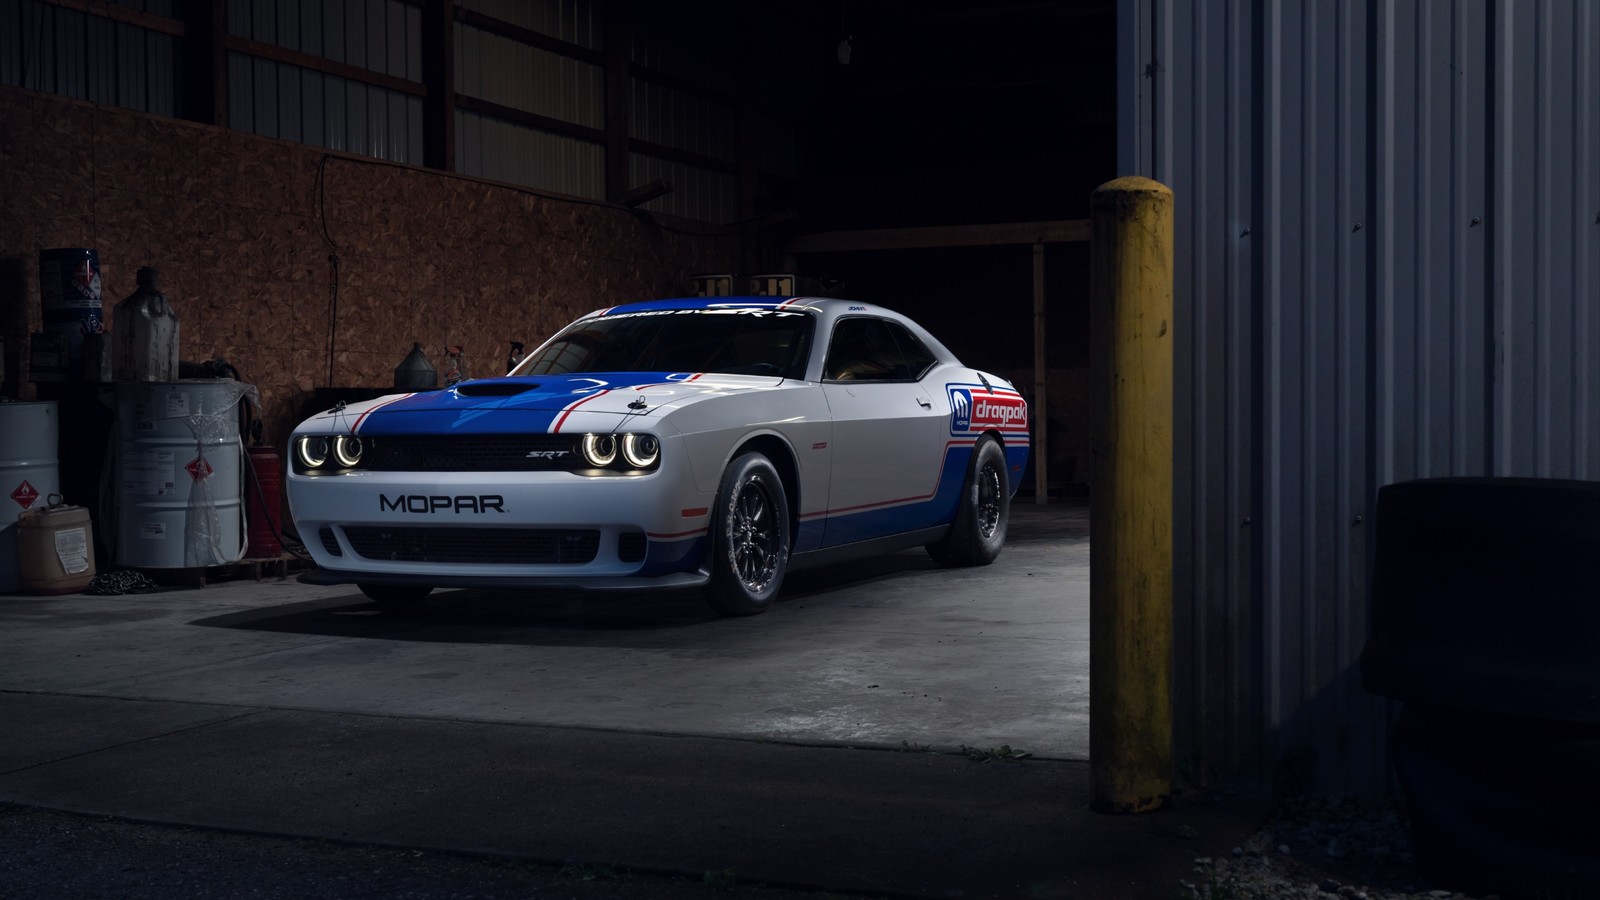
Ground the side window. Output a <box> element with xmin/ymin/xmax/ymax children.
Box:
<box><xmin>824</xmin><ymin>317</ymin><xmax>911</xmax><ymax>381</ymax></box>
<box><xmin>884</xmin><ymin>321</ymin><xmax>937</xmax><ymax>380</ymax></box>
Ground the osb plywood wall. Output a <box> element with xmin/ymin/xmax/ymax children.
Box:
<box><xmin>0</xmin><ymin>86</ymin><xmax>739</xmax><ymax>445</ymax></box>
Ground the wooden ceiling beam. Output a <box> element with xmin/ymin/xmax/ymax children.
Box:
<box><xmin>787</xmin><ymin>220</ymin><xmax>1089</xmax><ymax>254</ymax></box>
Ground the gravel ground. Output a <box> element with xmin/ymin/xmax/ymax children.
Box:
<box><xmin>0</xmin><ymin>803</ymin><xmax>858</xmax><ymax>900</ymax></box>
<box><xmin>1180</xmin><ymin>795</ymin><xmax>1496</xmax><ymax>900</ymax></box>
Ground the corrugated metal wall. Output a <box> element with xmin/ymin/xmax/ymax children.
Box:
<box><xmin>455</xmin><ymin>107</ymin><xmax>605</xmax><ymax>199</ymax></box>
<box><xmin>453</xmin><ymin>0</ymin><xmax>605</xmax><ymax>198</ymax></box>
<box><xmin>0</xmin><ymin>0</ymin><xmax>177</xmax><ymax>116</ymax></box>
<box><xmin>1124</xmin><ymin>0</ymin><xmax>1600</xmax><ymax>791</ymax></box>
<box><xmin>226</xmin><ymin>0</ymin><xmax>425</xmax><ymax>164</ymax></box>
<box><xmin>624</xmin><ymin>1</ymin><xmax>738</xmax><ymax>223</ymax></box>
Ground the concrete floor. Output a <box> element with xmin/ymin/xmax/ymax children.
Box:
<box><xmin>0</xmin><ymin>502</ymin><xmax>1089</xmax><ymax>760</ymax></box>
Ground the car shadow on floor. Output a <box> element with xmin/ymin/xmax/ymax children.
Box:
<box><xmin>187</xmin><ymin>551</ymin><xmax>941</xmax><ymax>648</ymax></box>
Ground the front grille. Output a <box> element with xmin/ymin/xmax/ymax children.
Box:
<box><xmin>320</xmin><ymin>527</ymin><xmax>342</xmax><ymax>556</ymax></box>
<box><xmin>342</xmin><ymin>526</ymin><xmax>599</xmax><ymax>565</ymax></box>
<box><xmin>360</xmin><ymin>435</ymin><xmax>581</xmax><ymax>472</ymax></box>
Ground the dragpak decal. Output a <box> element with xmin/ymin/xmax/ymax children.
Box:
<box><xmin>947</xmin><ymin>384</ymin><xmax>1029</xmax><ymax>436</ymax></box>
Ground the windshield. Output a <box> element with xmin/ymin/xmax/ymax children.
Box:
<box><xmin>516</xmin><ymin>308</ymin><xmax>815</xmax><ymax>379</ymax></box>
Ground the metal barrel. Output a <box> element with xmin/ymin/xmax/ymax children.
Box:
<box><xmin>38</xmin><ymin>248</ymin><xmax>104</xmax><ymax>380</ymax></box>
<box><xmin>113</xmin><ymin>381</ymin><xmax>246</xmax><ymax>568</ymax></box>
<box><xmin>0</xmin><ymin>402</ymin><xmax>61</xmax><ymax>592</ymax></box>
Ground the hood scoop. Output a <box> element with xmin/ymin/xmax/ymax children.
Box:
<box><xmin>454</xmin><ymin>381</ymin><xmax>538</xmax><ymax>397</ymax></box>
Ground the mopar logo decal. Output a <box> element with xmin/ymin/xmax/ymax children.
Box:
<box><xmin>380</xmin><ymin>494</ymin><xmax>507</xmax><ymax>514</ymax></box>
<box><xmin>948</xmin><ymin>387</ymin><xmax>1028</xmax><ymax>433</ymax></box>
<box><xmin>951</xmin><ymin>389</ymin><xmax>973</xmax><ymax>431</ymax></box>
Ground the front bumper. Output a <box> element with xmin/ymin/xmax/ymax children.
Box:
<box><xmin>287</xmin><ymin>458</ymin><xmax>716</xmax><ymax>587</ymax></box>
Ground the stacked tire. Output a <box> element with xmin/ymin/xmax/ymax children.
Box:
<box><xmin>1360</xmin><ymin>477</ymin><xmax>1600</xmax><ymax>896</ymax></box>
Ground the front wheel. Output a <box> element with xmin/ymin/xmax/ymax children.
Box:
<box><xmin>359</xmin><ymin>583</ymin><xmax>433</xmax><ymax>605</ymax></box>
<box><xmin>705</xmin><ymin>452</ymin><xmax>791</xmax><ymax>616</ymax></box>
<box><xmin>927</xmin><ymin>436</ymin><xmax>1009</xmax><ymax>567</ymax></box>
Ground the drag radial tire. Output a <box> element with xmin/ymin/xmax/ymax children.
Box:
<box><xmin>358</xmin><ymin>584</ymin><xmax>433</xmax><ymax>605</ymax></box>
<box><xmin>706</xmin><ymin>452</ymin><xmax>791</xmax><ymax>616</ymax></box>
<box><xmin>927</xmin><ymin>436</ymin><xmax>1008</xmax><ymax>567</ymax></box>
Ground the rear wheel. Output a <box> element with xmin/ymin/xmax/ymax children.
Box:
<box><xmin>705</xmin><ymin>452</ymin><xmax>791</xmax><ymax>616</ymax></box>
<box><xmin>927</xmin><ymin>436</ymin><xmax>1008</xmax><ymax>567</ymax></box>
<box><xmin>358</xmin><ymin>583</ymin><xmax>433</xmax><ymax>605</ymax></box>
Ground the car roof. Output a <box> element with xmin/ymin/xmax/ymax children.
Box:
<box><xmin>580</xmin><ymin>295</ymin><xmax>961</xmax><ymax>367</ymax></box>
<box><xmin>597</xmin><ymin>296</ymin><xmax>866</xmax><ymax>316</ymax></box>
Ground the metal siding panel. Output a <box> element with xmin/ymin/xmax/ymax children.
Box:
<box><xmin>1538</xmin><ymin>1</ymin><xmax>1578</xmax><ymax>477</ymax></box>
<box><xmin>454</xmin><ymin>108</ymin><xmax>471</xmax><ymax>175</ymax></box>
<box><xmin>1223</xmin><ymin>0</ymin><xmax>1259</xmax><ymax>786</ymax></box>
<box><xmin>1492</xmin><ymin>1</ymin><xmax>1538</xmax><ymax>473</ymax></box>
<box><xmin>116</xmin><ymin>20</ymin><xmax>143</xmax><ymax>109</ymax></box>
<box><xmin>367</xmin><ymin>83</ymin><xmax>387</xmax><ymax>159</ymax></box>
<box><xmin>1335</xmin><ymin>0</ymin><xmax>1382</xmax><ymax>791</ymax></box>
<box><xmin>276</xmin><ymin>0</ymin><xmax>298</xmax><ymax>51</ymax></box>
<box><xmin>1166</xmin><ymin>0</ymin><xmax>1210</xmax><ymax>788</ymax></box>
<box><xmin>87</xmin><ymin>15</ymin><xmax>114</xmax><ymax>105</ymax></box>
<box><xmin>1260</xmin><ymin>0</ymin><xmax>1300</xmax><ymax>767</ymax></box>
<box><xmin>252</xmin><ymin>55</ymin><xmax>277</xmax><ymax>137</ymax></box>
<box><xmin>407</xmin><ymin>95</ymin><xmax>423</xmax><ymax>165</ymax></box>
<box><xmin>454</xmin><ymin>26</ymin><xmax>474</xmax><ymax>97</ymax></box>
<box><xmin>300</xmin><ymin>0</ymin><xmax>323</xmax><ymax>57</ymax></box>
<box><xmin>323</xmin><ymin>0</ymin><xmax>346</xmax><ymax>64</ymax></box>
<box><xmin>56</xmin><ymin>6</ymin><xmax>84</xmax><ymax>98</ymax></box>
<box><xmin>2</xmin><ymin>0</ymin><xmax>20</xmax><ymax>88</ymax></box>
<box><xmin>345</xmin><ymin>78</ymin><xmax>366</xmax><ymax>153</ymax></box>
<box><xmin>386</xmin><ymin>0</ymin><xmax>405</xmax><ymax>77</ymax></box>
<box><xmin>278</xmin><ymin>62</ymin><xmax>301</xmax><ymax>143</ymax></box>
<box><xmin>1580</xmin><ymin>3</ymin><xmax>1600</xmax><ymax>477</ymax></box>
<box><xmin>366</xmin><ymin>0</ymin><xmax>385</xmax><ymax>73</ymax></box>
<box><xmin>1375</xmin><ymin>0</ymin><xmax>1417</xmax><ymax>486</ymax></box>
<box><xmin>1453</xmin><ymin>2</ymin><xmax>1491</xmax><ymax>478</ymax></box>
<box><xmin>254</xmin><ymin>0</ymin><xmax>276</xmax><ymax>46</ymax></box>
<box><xmin>344</xmin><ymin>0</ymin><xmax>364</xmax><ymax>69</ymax></box>
<box><xmin>324</xmin><ymin>73</ymin><xmax>346</xmax><ymax>151</ymax></box>
<box><xmin>301</xmin><ymin>69</ymin><xmax>324</xmax><ymax>148</ymax></box>
<box><xmin>228</xmin><ymin>50</ymin><xmax>253</xmax><ymax>131</ymax></box>
<box><xmin>149</xmin><ymin>30</ymin><xmax>173</xmax><ymax>116</ymax></box>
<box><xmin>1164</xmin><ymin>0</ymin><xmax>1265</xmax><ymax>788</ymax></box>
<box><xmin>226</xmin><ymin>0</ymin><xmax>249</xmax><ymax>37</ymax></box>
<box><xmin>387</xmin><ymin>90</ymin><xmax>405</xmax><ymax>161</ymax></box>
<box><xmin>405</xmin><ymin>3</ymin><xmax>420</xmax><ymax>82</ymax></box>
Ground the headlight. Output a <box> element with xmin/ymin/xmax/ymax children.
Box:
<box><xmin>581</xmin><ymin>433</ymin><xmax>618</xmax><ymax>466</ymax></box>
<box><xmin>333</xmin><ymin>436</ymin><xmax>363</xmax><ymax>468</ymax></box>
<box><xmin>622</xmin><ymin>433</ymin><xmax>660</xmax><ymax>468</ymax></box>
<box><xmin>296</xmin><ymin>436</ymin><xmax>330</xmax><ymax>469</ymax></box>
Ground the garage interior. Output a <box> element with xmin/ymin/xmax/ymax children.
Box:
<box><xmin>1</xmin><ymin>0</ymin><xmax>1113</xmax><ymax>498</ymax></box>
<box><xmin>0</xmin><ymin>3</ymin><xmax>1163</xmax><ymax>894</ymax></box>
<box><xmin>1</xmin><ymin>0</ymin><xmax>1116</xmax><ymax>745</ymax></box>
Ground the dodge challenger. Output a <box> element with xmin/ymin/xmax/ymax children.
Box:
<box><xmin>288</xmin><ymin>296</ymin><xmax>1029</xmax><ymax>615</ymax></box>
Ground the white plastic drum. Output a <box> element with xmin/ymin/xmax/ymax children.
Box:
<box><xmin>0</xmin><ymin>402</ymin><xmax>60</xmax><ymax>592</ymax></box>
<box><xmin>113</xmin><ymin>380</ymin><xmax>248</xmax><ymax>568</ymax></box>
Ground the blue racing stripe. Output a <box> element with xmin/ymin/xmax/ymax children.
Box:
<box><xmin>347</xmin><ymin>374</ymin><xmax>687</xmax><ymax>436</ymax></box>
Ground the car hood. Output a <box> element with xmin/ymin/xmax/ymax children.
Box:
<box><xmin>298</xmin><ymin>373</ymin><xmax>788</xmax><ymax>436</ymax></box>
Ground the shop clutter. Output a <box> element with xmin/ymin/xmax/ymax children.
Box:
<box><xmin>3</xmin><ymin>248</ymin><xmax>284</xmax><ymax>595</ymax></box>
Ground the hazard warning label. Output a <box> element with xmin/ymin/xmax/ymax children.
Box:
<box><xmin>10</xmin><ymin>480</ymin><xmax>39</xmax><ymax>510</ymax></box>
<box><xmin>185</xmin><ymin>457</ymin><xmax>214</xmax><ymax>482</ymax></box>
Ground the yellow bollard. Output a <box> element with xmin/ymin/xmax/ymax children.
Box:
<box><xmin>1089</xmin><ymin>176</ymin><xmax>1174</xmax><ymax>814</ymax></box>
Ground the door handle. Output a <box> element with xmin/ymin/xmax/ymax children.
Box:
<box><xmin>916</xmin><ymin>398</ymin><xmax>932</xmax><ymax>409</ymax></box>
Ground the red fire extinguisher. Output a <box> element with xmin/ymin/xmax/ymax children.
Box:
<box><xmin>246</xmin><ymin>420</ymin><xmax>284</xmax><ymax>559</ymax></box>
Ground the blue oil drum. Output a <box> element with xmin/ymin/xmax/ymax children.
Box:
<box><xmin>38</xmin><ymin>248</ymin><xmax>104</xmax><ymax>380</ymax></box>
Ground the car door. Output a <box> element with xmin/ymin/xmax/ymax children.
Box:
<box><xmin>819</xmin><ymin>316</ymin><xmax>950</xmax><ymax>546</ymax></box>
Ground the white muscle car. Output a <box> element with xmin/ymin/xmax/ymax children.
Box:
<box><xmin>288</xmin><ymin>296</ymin><xmax>1029</xmax><ymax>615</ymax></box>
